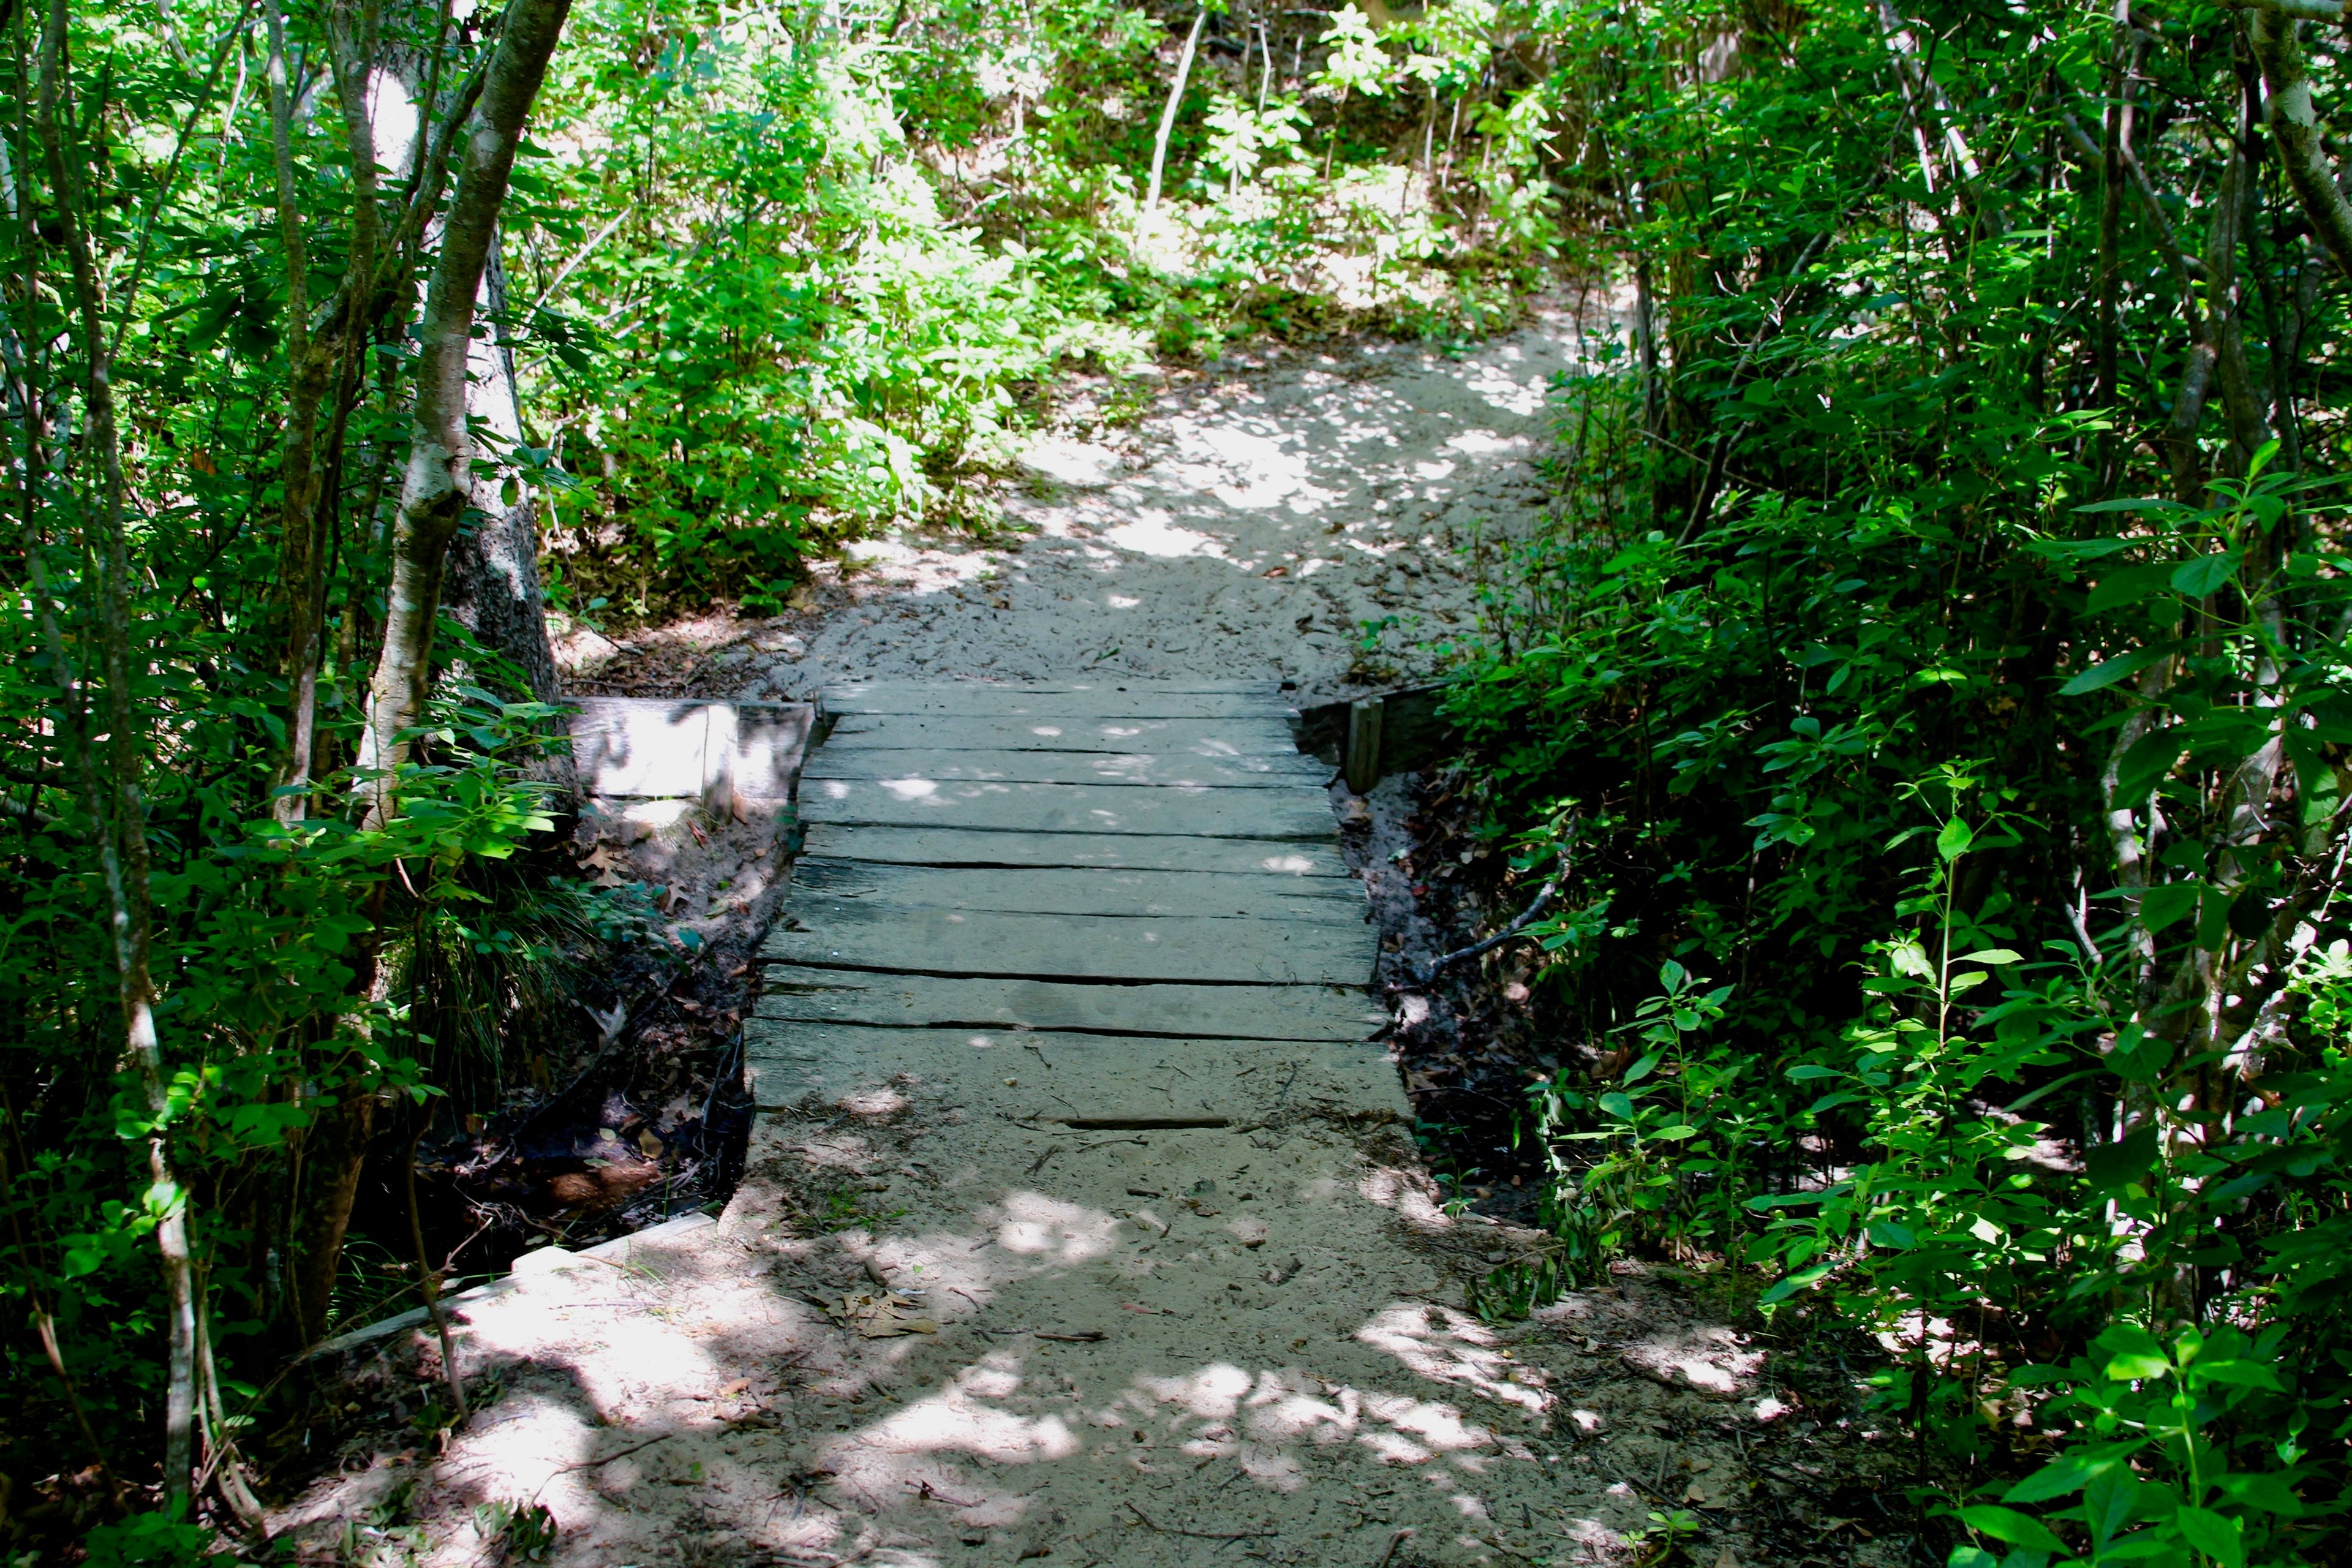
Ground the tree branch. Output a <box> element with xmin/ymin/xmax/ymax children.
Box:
<box><xmin>2250</xmin><ymin>12</ymin><xmax>2352</xmax><ymax>276</ymax></box>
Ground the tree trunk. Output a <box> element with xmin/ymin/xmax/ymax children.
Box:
<box><xmin>288</xmin><ymin>0</ymin><xmax>575</xmax><ymax>1349</ymax></box>
<box><xmin>1146</xmin><ymin>9</ymin><xmax>1205</xmax><ymax>215</ymax></box>
<box><xmin>285</xmin><ymin>1091</ymin><xmax>376</xmax><ymax>1347</ymax></box>
<box><xmin>443</xmin><ymin>235</ymin><xmax>567</xmax><ymax>710</ymax></box>
<box><xmin>35</xmin><ymin>0</ymin><xmax>197</xmax><ymax>1504</ymax></box>
<box><xmin>355</xmin><ymin>0</ymin><xmax>576</xmax><ymax>823</ymax></box>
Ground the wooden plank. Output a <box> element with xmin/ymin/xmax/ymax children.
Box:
<box><xmin>742</xmin><ymin>1023</ymin><xmax>1408</xmax><ymax>1121</ymax></box>
<box><xmin>827</xmin><ymin>679</ymin><xmax>1281</xmax><ymax>698</ymax></box>
<box><xmin>788</xmin><ymin>858</ymin><xmax>1365</xmax><ymax>920</ymax></box>
<box><xmin>570</xmin><ymin>698</ymin><xmax>815</xmax><ymax>803</ymax></box>
<box><xmin>803</xmin><ymin>747</ymin><xmax>1328</xmax><ymax>790</ymax></box>
<box><xmin>570</xmin><ymin>698</ymin><xmax>715</xmax><ymax>799</ymax></box>
<box><xmin>824</xmin><ymin>681</ymin><xmax>1282</xmax><ymax>720</ymax></box>
<box><xmin>805</xmin><ymin>824</ymin><xmax>1352</xmax><ymax>876</ymax></box>
<box><xmin>754</xmin><ymin>973</ymin><xmax>1383</xmax><ymax>1040</ymax></box>
<box><xmin>798</xmin><ymin>777</ymin><xmax>1335</xmax><ymax>840</ymax></box>
<box><xmin>762</xmin><ymin>901</ymin><xmax>1374</xmax><ymax>986</ymax></box>
<box><xmin>822</xmin><ymin>713</ymin><xmax>1303</xmax><ymax>757</ymax></box>
<box><xmin>1292</xmin><ymin>683</ymin><xmax>1453</xmax><ymax>779</ymax></box>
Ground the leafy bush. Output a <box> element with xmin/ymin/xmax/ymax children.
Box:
<box><xmin>1432</xmin><ymin>2</ymin><xmax>2352</xmax><ymax>1559</ymax></box>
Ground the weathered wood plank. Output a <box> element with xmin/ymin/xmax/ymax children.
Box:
<box><xmin>821</xmin><ymin>714</ymin><xmax>1303</xmax><ymax>756</ymax></box>
<box><xmin>754</xmin><ymin>973</ymin><xmax>1383</xmax><ymax>1040</ymax></box>
<box><xmin>805</xmin><ymin>824</ymin><xmax>1352</xmax><ymax>876</ymax></box>
<box><xmin>788</xmin><ymin>858</ymin><xmax>1365</xmax><ymax>920</ymax></box>
<box><xmin>742</xmin><ymin>1023</ymin><xmax>1408</xmax><ymax>1121</ymax></box>
<box><xmin>803</xmin><ymin>747</ymin><xmax>1328</xmax><ymax>790</ymax></box>
<box><xmin>570</xmin><ymin>698</ymin><xmax>815</xmax><ymax>804</ymax></box>
<box><xmin>825</xmin><ymin>680</ymin><xmax>1283</xmax><ymax>719</ymax></box>
<box><xmin>797</xmin><ymin>777</ymin><xmax>1335</xmax><ymax>840</ymax></box>
<box><xmin>763</xmin><ymin>900</ymin><xmax>1374</xmax><ymax>986</ymax></box>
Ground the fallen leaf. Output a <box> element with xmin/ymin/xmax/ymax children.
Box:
<box><xmin>719</xmin><ymin>1379</ymin><xmax>751</xmax><ymax>1397</ymax></box>
<box><xmin>827</xmin><ymin>1289</ymin><xmax>940</xmax><ymax>1338</ymax></box>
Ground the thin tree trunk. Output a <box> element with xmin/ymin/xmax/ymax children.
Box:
<box><xmin>2094</xmin><ymin>6</ymin><xmax>2127</xmax><ymax>493</ymax></box>
<box><xmin>355</xmin><ymin>0</ymin><xmax>575</xmax><ymax>824</ymax></box>
<box><xmin>1146</xmin><ymin>8</ymin><xmax>1205</xmax><ymax>215</ymax></box>
<box><xmin>2250</xmin><ymin>12</ymin><xmax>2352</xmax><ymax>277</ymax></box>
<box><xmin>266</xmin><ymin>0</ymin><xmax>328</xmax><ymax>825</ymax></box>
<box><xmin>34</xmin><ymin>0</ymin><xmax>197</xmax><ymax>1507</ymax></box>
<box><xmin>443</xmin><ymin>234</ymin><xmax>567</xmax><ymax>710</ymax></box>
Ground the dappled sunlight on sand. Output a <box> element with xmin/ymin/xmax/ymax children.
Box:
<box><xmin>987</xmin><ymin>1190</ymin><xmax>1121</xmax><ymax>1264</ymax></box>
<box><xmin>1356</xmin><ymin>1302</ymin><xmax>1552</xmax><ymax>1416</ymax></box>
<box><xmin>1358</xmin><ymin>1161</ymin><xmax>1453</xmax><ymax>1231</ymax></box>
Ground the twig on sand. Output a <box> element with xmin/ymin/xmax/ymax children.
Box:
<box><xmin>1374</xmin><ymin>1527</ymin><xmax>1415</xmax><ymax>1567</ymax></box>
<box><xmin>1125</xmin><ymin>1501</ymin><xmax>1275</xmax><ymax>1541</ymax></box>
<box><xmin>533</xmin><ymin>1433</ymin><xmax>672</xmax><ymax>1498</ymax></box>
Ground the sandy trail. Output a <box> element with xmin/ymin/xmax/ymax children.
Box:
<box><xmin>735</xmin><ymin>303</ymin><xmax>1595</xmax><ymax>697</ymax></box>
<box><xmin>279</xmin><ymin>312</ymin><xmax>1829</xmax><ymax>1567</ymax></box>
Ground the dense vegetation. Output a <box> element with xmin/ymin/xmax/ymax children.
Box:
<box><xmin>9</xmin><ymin>0</ymin><xmax>2352</xmax><ymax>1562</ymax></box>
<box><xmin>1441</xmin><ymin>4</ymin><xmax>2352</xmax><ymax>1564</ymax></box>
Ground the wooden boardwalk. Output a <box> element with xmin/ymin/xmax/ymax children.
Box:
<box><xmin>745</xmin><ymin>679</ymin><xmax>1406</xmax><ymax>1123</ymax></box>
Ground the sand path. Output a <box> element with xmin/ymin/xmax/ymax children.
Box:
<box><xmin>280</xmin><ymin>310</ymin><xmax>1798</xmax><ymax>1568</ymax></box>
<box><xmin>744</xmin><ymin>303</ymin><xmax>1593</xmax><ymax>696</ymax></box>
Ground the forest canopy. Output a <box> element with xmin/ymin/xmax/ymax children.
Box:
<box><xmin>8</xmin><ymin>0</ymin><xmax>2352</xmax><ymax>1562</ymax></box>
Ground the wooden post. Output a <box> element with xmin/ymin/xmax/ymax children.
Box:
<box><xmin>1345</xmin><ymin>696</ymin><xmax>1384</xmax><ymax>794</ymax></box>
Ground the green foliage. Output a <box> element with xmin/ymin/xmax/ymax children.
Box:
<box><xmin>520</xmin><ymin>0</ymin><xmax>1566</xmax><ymax>616</ymax></box>
<box><xmin>473</xmin><ymin>1499</ymin><xmax>560</xmax><ymax>1562</ymax></box>
<box><xmin>1432</xmin><ymin>1</ymin><xmax>2352</xmax><ymax>1559</ymax></box>
<box><xmin>77</xmin><ymin>1512</ymin><xmax>217</xmax><ymax>1567</ymax></box>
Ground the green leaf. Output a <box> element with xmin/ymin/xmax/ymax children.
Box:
<box><xmin>1758</xmin><ymin>1262</ymin><xmax>1833</xmax><ymax>1304</ymax></box>
<box><xmin>2088</xmin><ymin>562</ymin><xmax>2179</xmax><ymax>614</ymax></box>
<box><xmin>2060</xmin><ymin>648</ymin><xmax>2163</xmax><ymax>696</ymax></box>
<box><xmin>2114</xmin><ymin>729</ymin><xmax>2186</xmax><ymax>807</ymax></box>
<box><xmin>2098</xmin><ymin>1321</ymin><xmax>2174</xmax><ymax>1382</ymax></box>
<box><xmin>2173</xmin><ymin>1506</ymin><xmax>2242</xmax><ymax>1568</ymax></box>
<box><xmin>2191</xmin><ymin>1360</ymin><xmax>2284</xmax><ymax>1393</ymax></box>
<box><xmin>2170</xmin><ymin>551</ymin><xmax>2239</xmax><ymax>598</ymax></box>
<box><xmin>1957</xmin><ymin>948</ymin><xmax>2023</xmax><ymax>965</ymax></box>
<box><xmin>1937</xmin><ymin>817</ymin><xmax>1975</xmax><ymax>862</ymax></box>
<box><xmin>2074</xmin><ymin>497</ymin><xmax>2195</xmax><ymax>516</ymax></box>
<box><xmin>2086</xmin><ymin>1126</ymin><xmax>2160</xmax><ymax>1194</ymax></box>
<box><xmin>1597</xmin><ymin>1092</ymin><xmax>1635</xmax><ymax>1121</ymax></box>
<box><xmin>2003</xmin><ymin>1444</ymin><xmax>2141</xmax><ymax>1503</ymax></box>
<box><xmin>1957</xmin><ymin>1505</ymin><xmax>2065</xmax><ymax>1553</ymax></box>
<box><xmin>2138</xmin><ymin>881</ymin><xmax>2201</xmax><ymax>932</ymax></box>
<box><xmin>2214</xmin><ymin>1471</ymin><xmax>2302</xmax><ymax>1518</ymax></box>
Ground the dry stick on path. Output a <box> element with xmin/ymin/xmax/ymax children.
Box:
<box><xmin>1123</xmin><ymin>1501</ymin><xmax>1275</xmax><ymax>1541</ymax></box>
<box><xmin>34</xmin><ymin>0</ymin><xmax>200</xmax><ymax>1507</ymax></box>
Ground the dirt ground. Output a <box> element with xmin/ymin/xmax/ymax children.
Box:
<box><xmin>278</xmin><ymin>304</ymin><xmax>1924</xmax><ymax>1567</ymax></box>
<box><xmin>560</xmin><ymin>295</ymin><xmax>1600</xmax><ymax>705</ymax></box>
